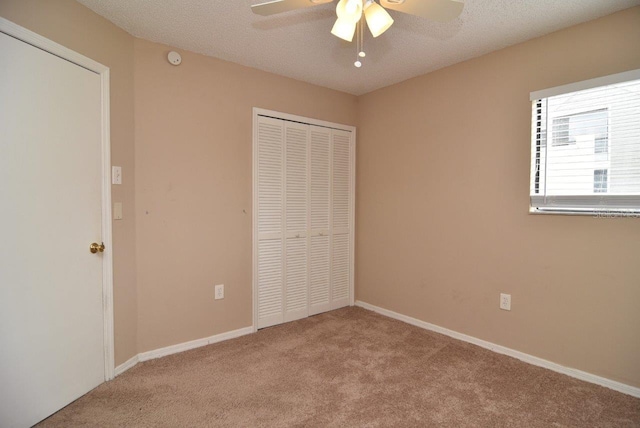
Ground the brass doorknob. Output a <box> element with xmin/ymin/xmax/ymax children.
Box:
<box><xmin>90</xmin><ymin>242</ymin><xmax>105</xmax><ymax>254</ymax></box>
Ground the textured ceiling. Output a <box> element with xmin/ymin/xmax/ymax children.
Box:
<box><xmin>76</xmin><ymin>0</ymin><xmax>640</xmax><ymax>95</ymax></box>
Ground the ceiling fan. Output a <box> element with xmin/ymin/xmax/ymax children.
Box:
<box><xmin>251</xmin><ymin>0</ymin><xmax>464</xmax><ymax>42</ymax></box>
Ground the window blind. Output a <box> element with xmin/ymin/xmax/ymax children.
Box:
<box><xmin>530</xmin><ymin>69</ymin><xmax>640</xmax><ymax>214</ymax></box>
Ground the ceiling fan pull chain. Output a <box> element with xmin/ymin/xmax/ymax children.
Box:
<box><xmin>355</xmin><ymin>15</ymin><xmax>365</xmax><ymax>67</ymax></box>
<box><xmin>359</xmin><ymin>13</ymin><xmax>366</xmax><ymax>58</ymax></box>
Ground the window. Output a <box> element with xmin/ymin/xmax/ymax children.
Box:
<box><xmin>594</xmin><ymin>137</ymin><xmax>608</xmax><ymax>155</ymax></box>
<box><xmin>530</xmin><ymin>69</ymin><xmax>640</xmax><ymax>214</ymax></box>
<box><xmin>593</xmin><ymin>169</ymin><xmax>608</xmax><ymax>193</ymax></box>
<box><xmin>551</xmin><ymin>109</ymin><xmax>608</xmax><ymax>148</ymax></box>
<box><xmin>552</xmin><ymin>116</ymin><xmax>572</xmax><ymax>146</ymax></box>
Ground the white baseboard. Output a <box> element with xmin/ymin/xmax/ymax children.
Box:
<box><xmin>138</xmin><ymin>326</ymin><xmax>253</xmax><ymax>362</ymax></box>
<box><xmin>355</xmin><ymin>300</ymin><xmax>640</xmax><ymax>399</ymax></box>
<box><xmin>114</xmin><ymin>354</ymin><xmax>139</xmax><ymax>377</ymax></box>
<box><xmin>114</xmin><ymin>326</ymin><xmax>253</xmax><ymax>376</ymax></box>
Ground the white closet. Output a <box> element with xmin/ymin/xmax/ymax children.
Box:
<box><xmin>253</xmin><ymin>111</ymin><xmax>355</xmax><ymax>329</ymax></box>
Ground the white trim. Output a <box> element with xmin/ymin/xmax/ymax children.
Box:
<box><xmin>0</xmin><ymin>17</ymin><xmax>109</xmax><ymax>73</ymax></box>
<box><xmin>139</xmin><ymin>326</ymin><xmax>254</xmax><ymax>361</ymax></box>
<box><xmin>0</xmin><ymin>17</ymin><xmax>115</xmax><ymax>381</ymax></box>
<box><xmin>252</xmin><ymin>108</ymin><xmax>356</xmax><ymax>332</ymax></box>
<box><xmin>530</xmin><ymin>68</ymin><xmax>640</xmax><ymax>101</ymax></box>
<box><xmin>113</xmin><ymin>326</ymin><xmax>254</xmax><ymax>376</ymax></box>
<box><xmin>252</xmin><ymin>111</ymin><xmax>259</xmax><ymax>332</ymax></box>
<box><xmin>114</xmin><ymin>355</ymin><xmax>139</xmax><ymax>377</ymax></box>
<box><xmin>328</xmin><ymin>128</ymin><xmax>334</xmax><ymax>310</ymax></box>
<box><xmin>530</xmin><ymin>195</ymin><xmax>640</xmax><ymax>213</ymax></box>
<box><xmin>253</xmin><ymin>108</ymin><xmax>355</xmax><ymax>132</ymax></box>
<box><xmin>349</xmin><ymin>129</ymin><xmax>356</xmax><ymax>307</ymax></box>
<box><xmin>100</xmin><ymin>67</ymin><xmax>115</xmax><ymax>382</ymax></box>
<box><xmin>355</xmin><ymin>300</ymin><xmax>640</xmax><ymax>399</ymax></box>
<box><xmin>529</xmin><ymin>207</ymin><xmax>640</xmax><ymax>217</ymax></box>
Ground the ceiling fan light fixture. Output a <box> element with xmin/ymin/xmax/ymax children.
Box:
<box><xmin>331</xmin><ymin>18</ymin><xmax>357</xmax><ymax>42</ymax></box>
<box><xmin>336</xmin><ymin>0</ymin><xmax>363</xmax><ymax>23</ymax></box>
<box><xmin>364</xmin><ymin>0</ymin><xmax>394</xmax><ymax>37</ymax></box>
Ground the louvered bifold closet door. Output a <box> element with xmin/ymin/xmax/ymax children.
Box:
<box><xmin>331</xmin><ymin>129</ymin><xmax>352</xmax><ymax>310</ymax></box>
<box><xmin>255</xmin><ymin>112</ymin><xmax>353</xmax><ymax>329</ymax></box>
<box><xmin>284</xmin><ymin>122</ymin><xmax>309</xmax><ymax>322</ymax></box>
<box><xmin>257</xmin><ymin>116</ymin><xmax>285</xmax><ymax>329</ymax></box>
<box><xmin>308</xmin><ymin>126</ymin><xmax>331</xmax><ymax>316</ymax></box>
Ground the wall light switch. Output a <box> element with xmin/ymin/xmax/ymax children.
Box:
<box><xmin>112</xmin><ymin>166</ymin><xmax>122</xmax><ymax>185</ymax></box>
<box><xmin>113</xmin><ymin>202</ymin><xmax>123</xmax><ymax>220</ymax></box>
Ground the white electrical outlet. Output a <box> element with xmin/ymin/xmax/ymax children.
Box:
<box><xmin>215</xmin><ymin>284</ymin><xmax>224</xmax><ymax>300</ymax></box>
<box><xmin>500</xmin><ymin>293</ymin><xmax>511</xmax><ymax>311</ymax></box>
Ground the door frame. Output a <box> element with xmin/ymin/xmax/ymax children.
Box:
<box><xmin>252</xmin><ymin>108</ymin><xmax>356</xmax><ymax>332</ymax></box>
<box><xmin>0</xmin><ymin>17</ymin><xmax>115</xmax><ymax>380</ymax></box>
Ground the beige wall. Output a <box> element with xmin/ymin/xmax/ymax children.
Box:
<box><xmin>134</xmin><ymin>38</ymin><xmax>358</xmax><ymax>353</ymax></box>
<box><xmin>0</xmin><ymin>0</ymin><xmax>138</xmax><ymax>366</ymax></box>
<box><xmin>2</xmin><ymin>0</ymin><xmax>638</xmax><ymax>389</ymax></box>
<box><xmin>0</xmin><ymin>0</ymin><xmax>357</xmax><ymax>364</ymax></box>
<box><xmin>356</xmin><ymin>6</ymin><xmax>640</xmax><ymax>387</ymax></box>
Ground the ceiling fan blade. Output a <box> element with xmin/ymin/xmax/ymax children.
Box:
<box><xmin>379</xmin><ymin>0</ymin><xmax>463</xmax><ymax>22</ymax></box>
<box><xmin>251</xmin><ymin>0</ymin><xmax>333</xmax><ymax>16</ymax></box>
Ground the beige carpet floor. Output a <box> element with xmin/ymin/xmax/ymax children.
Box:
<box><xmin>38</xmin><ymin>307</ymin><xmax>640</xmax><ymax>427</ymax></box>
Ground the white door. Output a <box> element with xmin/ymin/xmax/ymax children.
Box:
<box><xmin>309</xmin><ymin>126</ymin><xmax>331</xmax><ymax>316</ymax></box>
<box><xmin>0</xmin><ymin>31</ymin><xmax>105</xmax><ymax>428</ymax></box>
<box><xmin>255</xmin><ymin>112</ymin><xmax>354</xmax><ymax>329</ymax></box>
<box><xmin>256</xmin><ymin>116</ymin><xmax>285</xmax><ymax>329</ymax></box>
<box><xmin>256</xmin><ymin>118</ymin><xmax>313</xmax><ymax>328</ymax></box>
<box><xmin>284</xmin><ymin>122</ymin><xmax>309</xmax><ymax>323</ymax></box>
<box><xmin>330</xmin><ymin>129</ymin><xmax>352</xmax><ymax>309</ymax></box>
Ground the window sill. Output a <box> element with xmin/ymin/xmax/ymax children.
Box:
<box><xmin>529</xmin><ymin>207</ymin><xmax>640</xmax><ymax>218</ymax></box>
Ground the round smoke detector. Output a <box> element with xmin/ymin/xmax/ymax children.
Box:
<box><xmin>167</xmin><ymin>51</ymin><xmax>182</xmax><ymax>66</ymax></box>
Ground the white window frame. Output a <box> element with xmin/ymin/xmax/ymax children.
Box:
<box><xmin>529</xmin><ymin>69</ymin><xmax>640</xmax><ymax>216</ymax></box>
